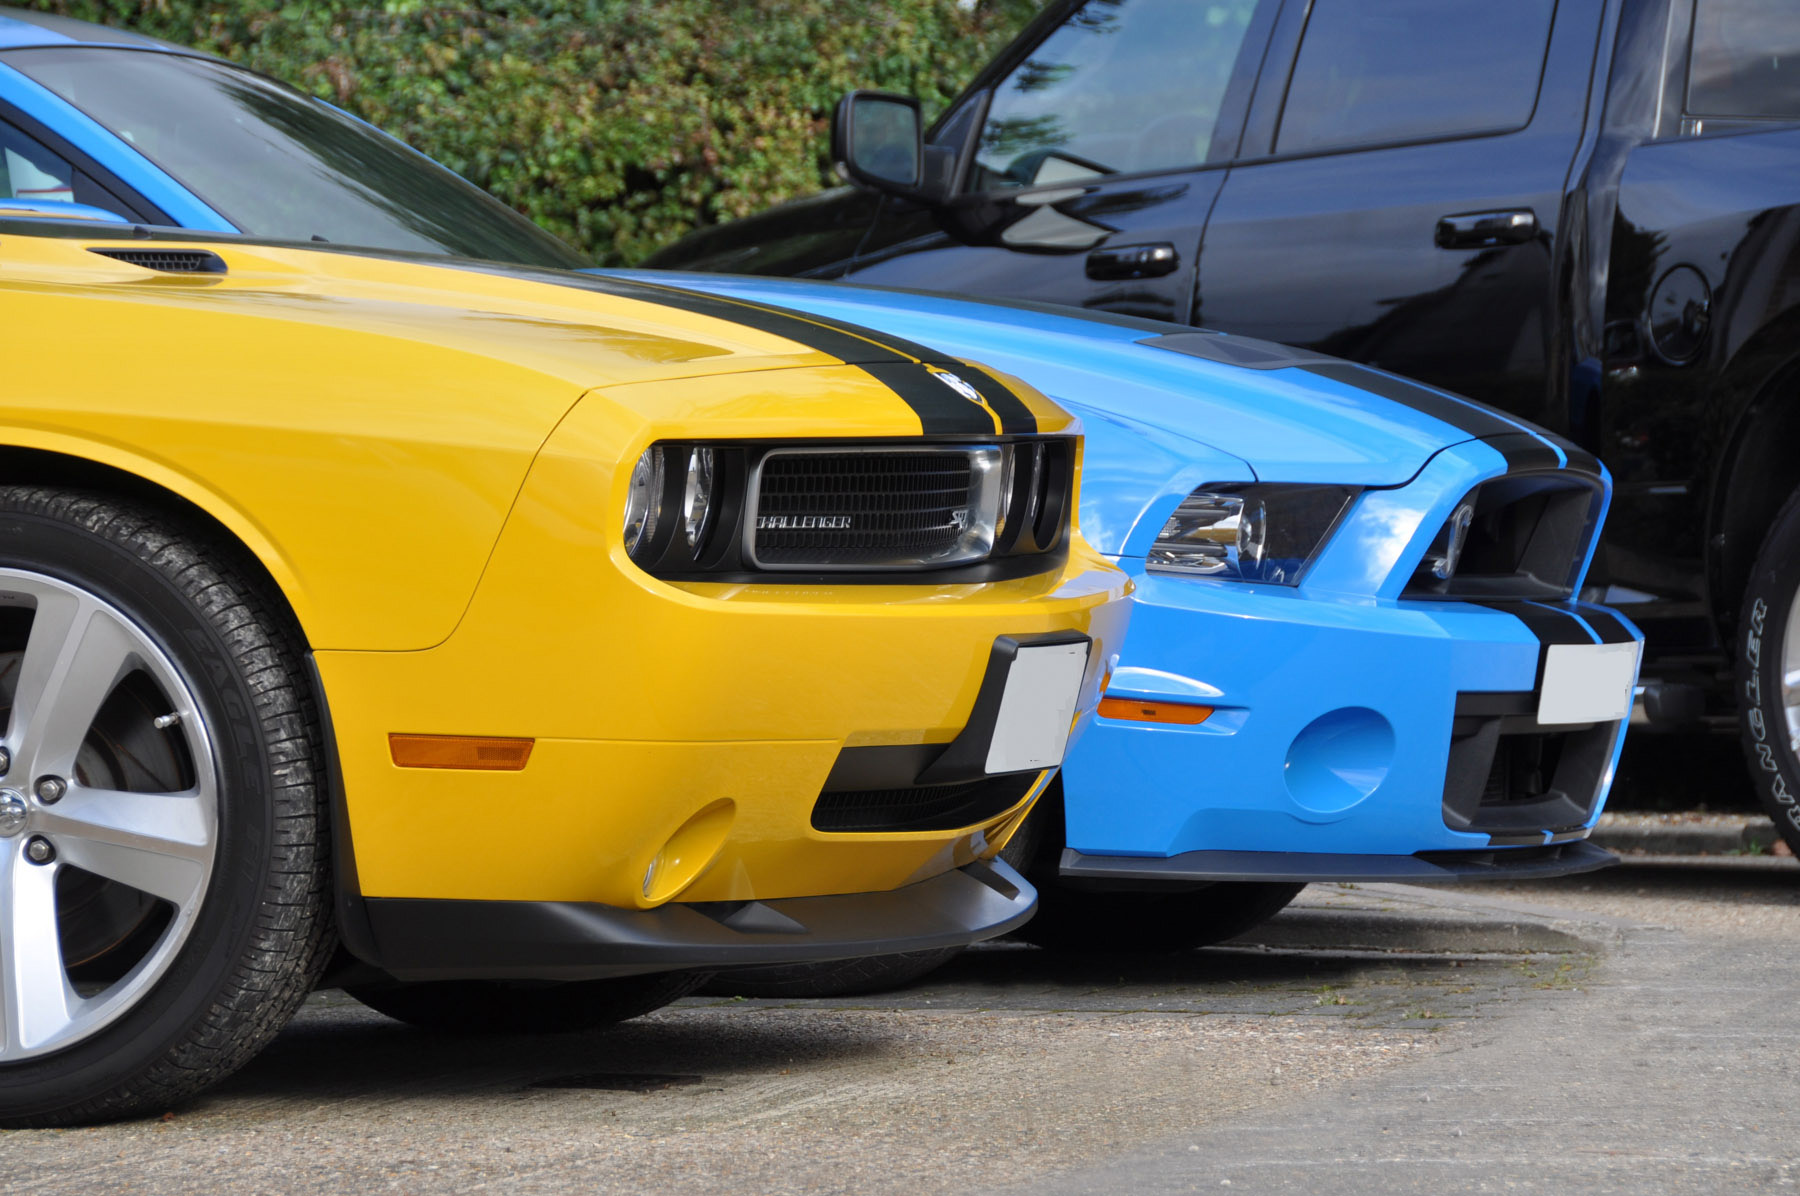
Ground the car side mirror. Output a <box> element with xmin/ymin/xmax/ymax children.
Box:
<box><xmin>832</xmin><ymin>91</ymin><xmax>951</xmax><ymax>204</ymax></box>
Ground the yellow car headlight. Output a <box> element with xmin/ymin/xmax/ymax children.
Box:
<box><xmin>622</xmin><ymin>447</ymin><xmax>665</xmax><ymax>558</ymax></box>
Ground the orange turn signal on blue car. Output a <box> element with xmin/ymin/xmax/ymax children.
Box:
<box><xmin>1096</xmin><ymin>697</ymin><xmax>1213</xmax><ymax>726</ymax></box>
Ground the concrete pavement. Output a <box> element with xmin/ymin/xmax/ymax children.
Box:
<box><xmin>0</xmin><ymin>864</ymin><xmax>1792</xmax><ymax>1194</ymax></box>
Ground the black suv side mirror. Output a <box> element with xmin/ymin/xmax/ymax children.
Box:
<box><xmin>831</xmin><ymin>91</ymin><xmax>953</xmax><ymax>204</ymax></box>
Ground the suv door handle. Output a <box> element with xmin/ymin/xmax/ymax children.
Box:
<box><xmin>1435</xmin><ymin>210</ymin><xmax>1538</xmax><ymax>249</ymax></box>
<box><xmin>1086</xmin><ymin>242</ymin><xmax>1180</xmax><ymax>280</ymax></box>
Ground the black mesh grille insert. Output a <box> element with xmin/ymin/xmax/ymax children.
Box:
<box><xmin>753</xmin><ymin>451</ymin><xmax>978</xmax><ymax>567</ymax></box>
<box><xmin>88</xmin><ymin>248</ymin><xmax>227</xmax><ymax>274</ymax></box>
<box><xmin>812</xmin><ymin>772</ymin><xmax>1039</xmax><ymax>833</ymax></box>
<box><xmin>1406</xmin><ymin>475</ymin><xmax>1600</xmax><ymax>600</ymax></box>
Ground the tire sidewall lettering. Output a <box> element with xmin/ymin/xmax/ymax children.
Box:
<box><xmin>1737</xmin><ymin>500</ymin><xmax>1800</xmax><ymax>853</ymax></box>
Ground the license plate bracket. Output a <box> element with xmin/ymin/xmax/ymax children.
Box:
<box><xmin>985</xmin><ymin>640</ymin><xmax>1092</xmax><ymax>774</ymax></box>
<box><xmin>1537</xmin><ymin>641</ymin><xmax>1640</xmax><ymax>725</ymax></box>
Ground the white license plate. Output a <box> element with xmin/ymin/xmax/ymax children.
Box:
<box><xmin>1537</xmin><ymin>641</ymin><xmax>1641</xmax><ymax>725</ymax></box>
<box><xmin>985</xmin><ymin>641</ymin><xmax>1091</xmax><ymax>774</ymax></box>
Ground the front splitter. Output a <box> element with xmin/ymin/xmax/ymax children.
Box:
<box><xmin>356</xmin><ymin>858</ymin><xmax>1036</xmax><ymax>982</ymax></box>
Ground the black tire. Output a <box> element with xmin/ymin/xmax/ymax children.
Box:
<box><xmin>0</xmin><ymin>488</ymin><xmax>332</xmax><ymax>1126</ymax></box>
<box><xmin>346</xmin><ymin>971</ymin><xmax>710</xmax><ymax>1034</ymax></box>
<box><xmin>1736</xmin><ymin>485</ymin><xmax>1800</xmax><ymax>855</ymax></box>
<box><xmin>699</xmin><ymin>793</ymin><xmax>1050</xmax><ymax>999</ymax></box>
<box><xmin>1016</xmin><ymin>881</ymin><xmax>1305</xmax><ymax>953</ymax></box>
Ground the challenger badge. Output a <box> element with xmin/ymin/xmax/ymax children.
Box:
<box><xmin>756</xmin><ymin>514</ymin><xmax>853</xmax><ymax>530</ymax></box>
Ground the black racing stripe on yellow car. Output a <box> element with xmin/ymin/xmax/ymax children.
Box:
<box><xmin>859</xmin><ymin>362</ymin><xmax>1006</xmax><ymax>435</ymax></box>
<box><xmin>951</xmin><ymin>361</ymin><xmax>1042</xmax><ymax>435</ymax></box>
<box><xmin>581</xmin><ymin>276</ymin><xmax>1026</xmax><ymax>435</ymax></box>
<box><xmin>1301</xmin><ymin>362</ymin><xmax>1528</xmax><ymax>442</ymax></box>
<box><xmin>414</xmin><ymin>260</ymin><xmax>1005</xmax><ymax>434</ymax></box>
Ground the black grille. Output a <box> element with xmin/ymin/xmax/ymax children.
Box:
<box><xmin>1406</xmin><ymin>475</ymin><xmax>1602</xmax><ymax>600</ymax></box>
<box><xmin>88</xmin><ymin>248</ymin><xmax>227</xmax><ymax>274</ymax></box>
<box><xmin>1442</xmin><ymin>694</ymin><xmax>1617</xmax><ymax>837</ymax></box>
<box><xmin>753</xmin><ymin>451</ymin><xmax>977</xmax><ymax>567</ymax></box>
<box><xmin>812</xmin><ymin>772</ymin><xmax>1039</xmax><ymax>833</ymax></box>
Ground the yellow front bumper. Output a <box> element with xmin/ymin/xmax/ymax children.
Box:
<box><xmin>317</xmin><ymin>543</ymin><xmax>1128</xmax><ymax>907</ymax></box>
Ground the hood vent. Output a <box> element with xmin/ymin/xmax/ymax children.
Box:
<box><xmin>88</xmin><ymin>248</ymin><xmax>227</xmax><ymax>274</ymax></box>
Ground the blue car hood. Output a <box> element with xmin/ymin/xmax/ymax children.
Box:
<box><xmin>599</xmin><ymin>270</ymin><xmax>1537</xmax><ymax>555</ymax></box>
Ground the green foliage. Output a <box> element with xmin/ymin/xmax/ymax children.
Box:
<box><xmin>19</xmin><ymin>0</ymin><xmax>1044</xmax><ymax>263</ymax></box>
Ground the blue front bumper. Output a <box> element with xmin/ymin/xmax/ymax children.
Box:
<box><xmin>1061</xmin><ymin>570</ymin><xmax>1637</xmax><ymax>874</ymax></box>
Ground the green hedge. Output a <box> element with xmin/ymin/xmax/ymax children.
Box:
<box><xmin>17</xmin><ymin>1</ymin><xmax>1041</xmax><ymax>264</ymax></box>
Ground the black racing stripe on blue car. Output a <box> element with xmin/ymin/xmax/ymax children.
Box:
<box><xmin>1301</xmin><ymin>362</ymin><xmax>1523</xmax><ymax>441</ymax></box>
<box><xmin>1476</xmin><ymin>600</ymin><xmax>1596</xmax><ymax>688</ymax></box>
<box><xmin>1576</xmin><ymin>606</ymin><xmax>1639</xmax><ymax>645</ymax></box>
<box><xmin>1481</xmin><ymin>433</ymin><xmax>1562</xmax><ymax>474</ymax></box>
<box><xmin>1554</xmin><ymin>438</ymin><xmax>1604</xmax><ymax>478</ymax></box>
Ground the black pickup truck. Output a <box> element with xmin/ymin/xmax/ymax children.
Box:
<box><xmin>648</xmin><ymin>0</ymin><xmax>1800</xmax><ymax>849</ymax></box>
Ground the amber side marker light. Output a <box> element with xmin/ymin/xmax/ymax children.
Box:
<box><xmin>389</xmin><ymin>733</ymin><xmax>535</xmax><ymax>771</ymax></box>
<box><xmin>1096</xmin><ymin>697</ymin><xmax>1213</xmax><ymax>726</ymax></box>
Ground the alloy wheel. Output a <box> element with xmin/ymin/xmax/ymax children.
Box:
<box><xmin>0</xmin><ymin>570</ymin><xmax>216</xmax><ymax>1062</ymax></box>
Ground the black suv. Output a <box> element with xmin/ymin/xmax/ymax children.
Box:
<box><xmin>648</xmin><ymin>0</ymin><xmax>1800</xmax><ymax>851</ymax></box>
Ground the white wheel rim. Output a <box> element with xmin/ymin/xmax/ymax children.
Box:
<box><xmin>0</xmin><ymin>569</ymin><xmax>217</xmax><ymax>1062</ymax></box>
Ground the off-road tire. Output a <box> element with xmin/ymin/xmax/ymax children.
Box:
<box><xmin>1736</xmin><ymin>484</ymin><xmax>1800</xmax><ymax>855</ymax></box>
<box><xmin>347</xmin><ymin>971</ymin><xmax>710</xmax><ymax>1034</ymax></box>
<box><xmin>0</xmin><ymin>488</ymin><xmax>333</xmax><ymax>1126</ymax></box>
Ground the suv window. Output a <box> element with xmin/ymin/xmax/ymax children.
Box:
<box><xmin>1275</xmin><ymin>0</ymin><xmax>1556</xmax><ymax>156</ymax></box>
<box><xmin>0</xmin><ymin>120</ymin><xmax>73</xmax><ymax>204</ymax></box>
<box><xmin>1688</xmin><ymin>0</ymin><xmax>1800</xmax><ymax>119</ymax></box>
<box><xmin>966</xmin><ymin>0</ymin><xmax>1266</xmax><ymax>192</ymax></box>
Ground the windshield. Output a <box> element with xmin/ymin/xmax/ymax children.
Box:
<box><xmin>1</xmin><ymin>47</ymin><xmax>588</xmax><ymax>269</ymax></box>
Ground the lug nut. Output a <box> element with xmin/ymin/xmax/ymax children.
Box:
<box><xmin>0</xmin><ymin>746</ymin><xmax>11</xmax><ymax>776</ymax></box>
<box><xmin>33</xmin><ymin>776</ymin><xmax>65</xmax><ymax>805</ymax></box>
<box><xmin>24</xmin><ymin>836</ymin><xmax>53</xmax><ymax>865</ymax></box>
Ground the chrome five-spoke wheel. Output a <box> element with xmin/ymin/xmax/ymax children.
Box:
<box><xmin>0</xmin><ymin>570</ymin><xmax>217</xmax><ymax>1062</ymax></box>
<box><xmin>0</xmin><ymin>489</ymin><xmax>329</xmax><ymax>1126</ymax></box>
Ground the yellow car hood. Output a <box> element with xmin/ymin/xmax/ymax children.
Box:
<box><xmin>4</xmin><ymin>234</ymin><xmax>837</xmax><ymax>384</ymax></box>
<box><xmin>0</xmin><ymin>230</ymin><xmax>1071</xmax><ymax>651</ymax></box>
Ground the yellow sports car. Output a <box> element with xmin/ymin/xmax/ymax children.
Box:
<box><xmin>0</xmin><ymin>222</ymin><xmax>1128</xmax><ymax>1123</ymax></box>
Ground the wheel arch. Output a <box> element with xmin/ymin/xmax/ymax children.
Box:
<box><xmin>1705</xmin><ymin>310</ymin><xmax>1800</xmax><ymax>644</ymax></box>
<box><xmin>0</xmin><ymin>442</ymin><xmax>373</xmax><ymax>955</ymax></box>
<box><xmin>0</xmin><ymin>441</ymin><xmax>313</xmax><ymax>650</ymax></box>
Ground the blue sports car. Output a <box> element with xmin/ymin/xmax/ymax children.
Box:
<box><xmin>0</xmin><ymin>11</ymin><xmax>1640</xmax><ymax>966</ymax></box>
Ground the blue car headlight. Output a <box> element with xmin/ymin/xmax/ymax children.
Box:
<box><xmin>1147</xmin><ymin>484</ymin><xmax>1357</xmax><ymax>585</ymax></box>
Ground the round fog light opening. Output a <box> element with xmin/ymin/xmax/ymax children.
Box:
<box><xmin>640</xmin><ymin>798</ymin><xmax>736</xmax><ymax>906</ymax></box>
<box><xmin>1283</xmin><ymin>707</ymin><xmax>1395</xmax><ymax>816</ymax></box>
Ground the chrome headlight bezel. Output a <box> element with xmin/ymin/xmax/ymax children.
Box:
<box><xmin>621</xmin><ymin>447</ymin><xmax>665</xmax><ymax>559</ymax></box>
<box><xmin>682</xmin><ymin>446</ymin><xmax>717</xmax><ymax>552</ymax></box>
<box><xmin>1146</xmin><ymin>483</ymin><xmax>1358</xmax><ymax>585</ymax></box>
